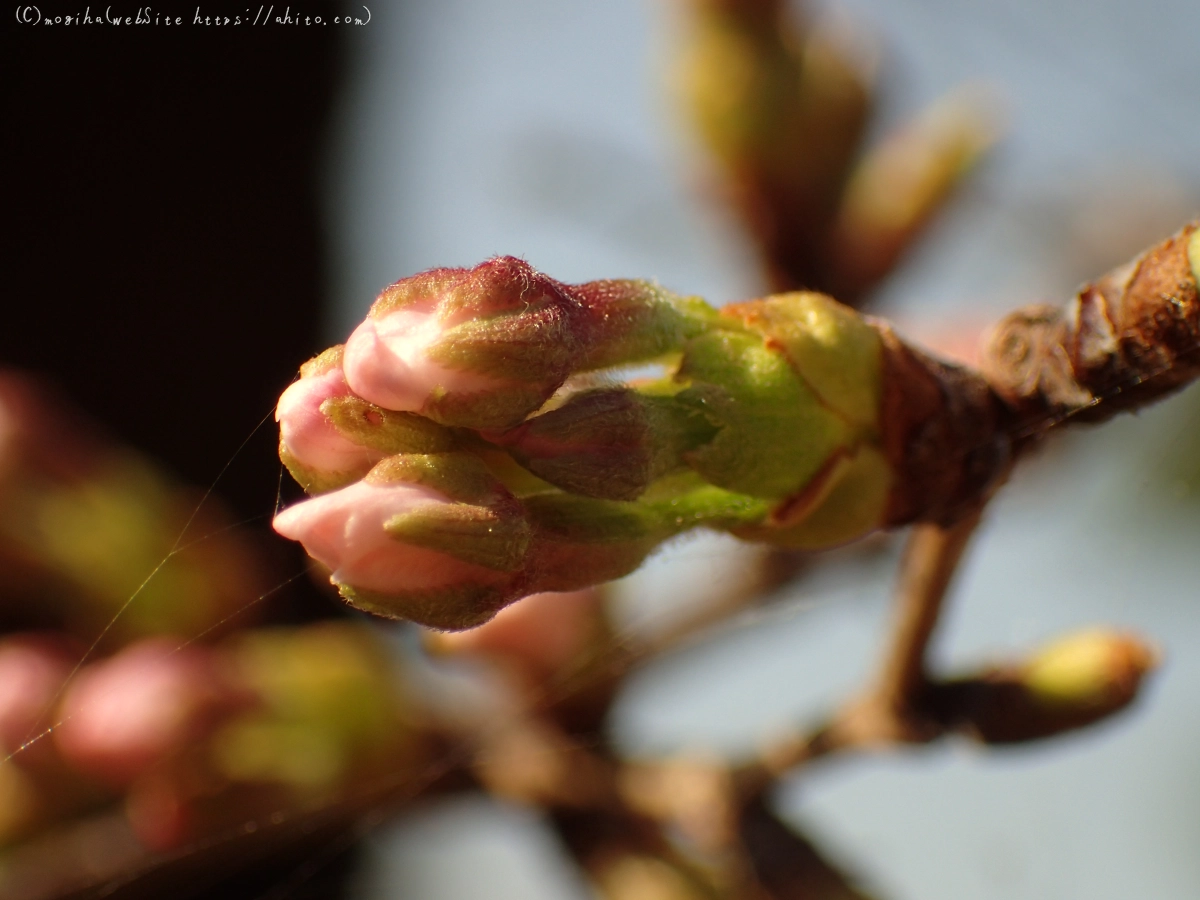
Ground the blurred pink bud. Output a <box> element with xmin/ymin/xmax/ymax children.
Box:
<box><xmin>273</xmin><ymin>477</ymin><xmax>514</xmax><ymax>597</ymax></box>
<box><xmin>0</xmin><ymin>389</ymin><xmax>15</xmax><ymax>476</ymax></box>
<box><xmin>55</xmin><ymin>640</ymin><xmax>236</xmax><ymax>786</ymax></box>
<box><xmin>125</xmin><ymin>771</ymin><xmax>191</xmax><ymax>852</ymax></box>
<box><xmin>907</xmin><ymin>317</ymin><xmax>989</xmax><ymax>368</ymax></box>
<box><xmin>0</xmin><ymin>634</ymin><xmax>75</xmax><ymax>757</ymax></box>
<box><xmin>430</xmin><ymin>589</ymin><xmax>601</xmax><ymax>676</ymax></box>
<box><xmin>276</xmin><ymin>351</ymin><xmax>384</xmax><ymax>489</ymax></box>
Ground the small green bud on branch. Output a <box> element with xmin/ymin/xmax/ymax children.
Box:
<box><xmin>740</xmin><ymin>627</ymin><xmax>1159</xmax><ymax>788</ymax></box>
<box><xmin>926</xmin><ymin>629</ymin><xmax>1159</xmax><ymax>744</ymax></box>
<box><xmin>828</xmin><ymin>86</ymin><xmax>1000</xmax><ymax>300</ymax></box>
<box><xmin>673</xmin><ymin>0</ymin><xmax>997</xmax><ymax>300</ymax></box>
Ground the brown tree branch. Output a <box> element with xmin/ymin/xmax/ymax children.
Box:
<box><xmin>738</xmin><ymin>794</ymin><xmax>879</xmax><ymax>900</ymax></box>
<box><xmin>983</xmin><ymin>221</ymin><xmax>1199</xmax><ymax>436</ymax></box>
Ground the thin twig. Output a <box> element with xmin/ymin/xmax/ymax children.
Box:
<box><xmin>872</xmin><ymin>509</ymin><xmax>982</xmax><ymax>714</ymax></box>
<box><xmin>734</xmin><ymin>510</ymin><xmax>984</xmax><ymax>797</ymax></box>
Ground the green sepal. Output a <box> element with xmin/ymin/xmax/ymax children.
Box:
<box><xmin>727</xmin><ymin>292</ymin><xmax>883</xmax><ymax>430</ymax></box>
<box><xmin>337</xmin><ymin>581</ymin><xmax>516</xmax><ymax>632</ymax></box>
<box><xmin>569</xmin><ymin>281</ymin><xmax>719</xmax><ymax>371</ymax></box>
<box><xmin>498</xmin><ymin>388</ymin><xmax>716</xmax><ymax>501</ymax></box>
<box><xmin>421</xmin><ymin>382</ymin><xmax>555</xmax><ymax>431</ymax></box>
<box><xmin>321</xmin><ymin>395</ymin><xmax>458</xmax><ymax>454</ymax></box>
<box><xmin>522</xmin><ymin>493</ymin><xmax>666</xmax><ymax>591</ymax></box>
<box><xmin>523</xmin><ymin>492</ymin><xmax>667</xmax><ymax>545</ymax></box>
<box><xmin>384</xmin><ymin>504</ymin><xmax>530</xmax><ymax>572</ymax></box>
<box><xmin>521</xmin><ymin>480</ymin><xmax>770</xmax><ymax>592</ymax></box>
<box><xmin>364</xmin><ymin>453</ymin><xmax>506</xmax><ymax>504</ymax></box>
<box><xmin>298</xmin><ymin>344</ymin><xmax>346</xmax><ymax>379</ymax></box>
<box><xmin>524</xmin><ymin>475</ymin><xmax>768</xmax><ymax>544</ymax></box>
<box><xmin>525</xmin><ymin>536</ymin><xmax>658</xmax><ymax>594</ymax></box>
<box><xmin>676</xmin><ymin>329</ymin><xmax>852</xmax><ymax>499</ymax></box>
<box><xmin>370</xmin><ymin>268</ymin><xmax>467</xmax><ymax>316</ymax></box>
<box><xmin>734</xmin><ymin>445</ymin><xmax>890</xmax><ymax>549</ymax></box>
<box><xmin>642</xmin><ymin>474</ymin><xmax>772</xmax><ymax>533</ymax></box>
<box><xmin>427</xmin><ymin>307</ymin><xmax>579</xmax><ymax>382</ymax></box>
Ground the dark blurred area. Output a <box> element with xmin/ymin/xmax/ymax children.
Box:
<box><xmin>4</xmin><ymin>7</ymin><xmax>376</xmax><ymax>897</ymax></box>
<box><xmin>6</xmin><ymin>4</ymin><xmax>340</xmax><ymax>524</ymax></box>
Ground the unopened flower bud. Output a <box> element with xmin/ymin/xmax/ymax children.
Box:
<box><xmin>343</xmin><ymin>258</ymin><xmax>586</xmax><ymax>430</ymax></box>
<box><xmin>930</xmin><ymin>629</ymin><xmax>1159</xmax><ymax>744</ymax></box>
<box><xmin>0</xmin><ymin>634</ymin><xmax>75</xmax><ymax>759</ymax></box>
<box><xmin>342</xmin><ymin>259</ymin><xmax>719</xmax><ymax>432</ymax></box>
<box><xmin>491</xmin><ymin>387</ymin><xmax>714</xmax><ymax>501</ymax></box>
<box><xmin>55</xmin><ymin>639</ymin><xmax>237</xmax><ymax>786</ymax></box>
<box><xmin>1020</xmin><ymin>629</ymin><xmax>1157</xmax><ymax>713</ymax></box>
<box><xmin>272</xmin><ymin>454</ymin><xmax>531</xmax><ymax>630</ymax></box>
<box><xmin>427</xmin><ymin>589</ymin><xmax>602</xmax><ymax>677</ymax></box>
<box><xmin>275</xmin><ymin>255</ymin><xmax>1028</xmax><ymax>627</ymax></box>
<box><xmin>276</xmin><ymin>347</ymin><xmax>388</xmax><ymax>493</ymax></box>
<box><xmin>830</xmin><ymin>86</ymin><xmax>999</xmax><ymax>295</ymax></box>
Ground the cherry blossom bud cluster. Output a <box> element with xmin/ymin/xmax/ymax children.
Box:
<box><xmin>274</xmin><ymin>258</ymin><xmax>897</xmax><ymax>629</ymax></box>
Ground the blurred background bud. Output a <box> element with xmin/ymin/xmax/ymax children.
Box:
<box><xmin>0</xmin><ymin>372</ymin><xmax>271</xmax><ymax>648</ymax></box>
<box><xmin>54</xmin><ymin>639</ymin><xmax>243</xmax><ymax>788</ymax></box>
<box><xmin>0</xmin><ymin>634</ymin><xmax>77</xmax><ymax>762</ymax></box>
<box><xmin>1020</xmin><ymin>629</ymin><xmax>1157</xmax><ymax>712</ymax></box>
<box><xmin>829</xmin><ymin>86</ymin><xmax>1002</xmax><ymax>299</ymax></box>
<box><xmin>427</xmin><ymin>589</ymin><xmax>605</xmax><ymax>680</ymax></box>
<box><xmin>672</xmin><ymin>0</ymin><xmax>997</xmax><ymax>304</ymax></box>
<box><xmin>929</xmin><ymin>628</ymin><xmax>1159</xmax><ymax>744</ymax></box>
